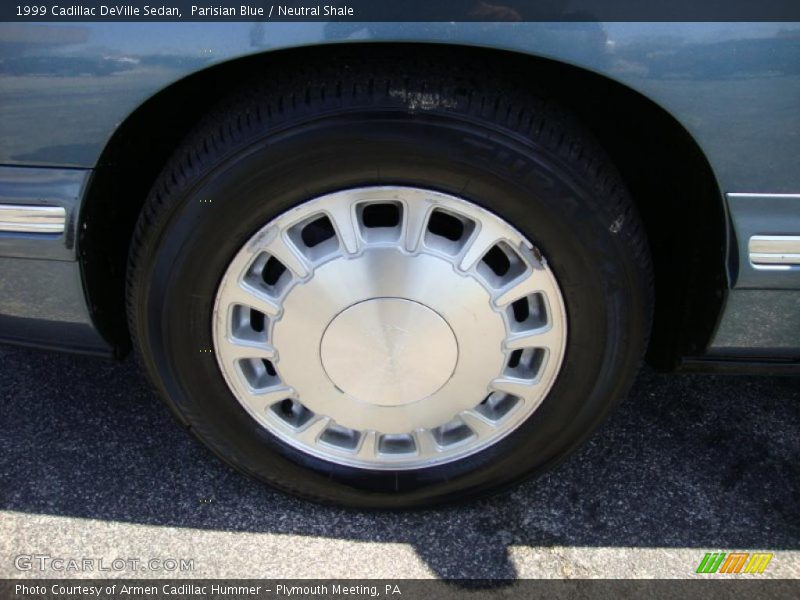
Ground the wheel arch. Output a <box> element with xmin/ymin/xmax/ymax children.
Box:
<box><xmin>78</xmin><ymin>42</ymin><xmax>726</xmax><ymax>368</ymax></box>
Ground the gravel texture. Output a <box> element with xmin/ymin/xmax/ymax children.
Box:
<box><xmin>1</xmin><ymin>345</ymin><xmax>798</xmax><ymax>579</ymax></box>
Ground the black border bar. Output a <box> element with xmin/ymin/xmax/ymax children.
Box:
<box><xmin>3</xmin><ymin>579</ymin><xmax>800</xmax><ymax>600</ymax></box>
<box><xmin>3</xmin><ymin>1</ymin><xmax>800</xmax><ymax>22</ymax></box>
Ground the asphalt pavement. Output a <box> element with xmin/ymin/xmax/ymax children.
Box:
<box><xmin>1</xmin><ymin>345</ymin><xmax>798</xmax><ymax>579</ymax></box>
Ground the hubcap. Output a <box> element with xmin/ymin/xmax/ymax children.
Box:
<box><xmin>213</xmin><ymin>186</ymin><xmax>567</xmax><ymax>469</ymax></box>
<box><xmin>320</xmin><ymin>298</ymin><xmax>458</xmax><ymax>407</ymax></box>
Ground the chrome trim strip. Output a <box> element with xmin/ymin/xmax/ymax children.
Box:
<box><xmin>749</xmin><ymin>235</ymin><xmax>800</xmax><ymax>266</ymax></box>
<box><xmin>0</xmin><ymin>204</ymin><xmax>66</xmax><ymax>233</ymax></box>
<box><xmin>729</xmin><ymin>193</ymin><xmax>800</xmax><ymax>199</ymax></box>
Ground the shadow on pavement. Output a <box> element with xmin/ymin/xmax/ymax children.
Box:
<box><xmin>1</xmin><ymin>346</ymin><xmax>798</xmax><ymax>578</ymax></box>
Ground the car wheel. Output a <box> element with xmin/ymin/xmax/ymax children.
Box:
<box><xmin>127</xmin><ymin>59</ymin><xmax>652</xmax><ymax>507</ymax></box>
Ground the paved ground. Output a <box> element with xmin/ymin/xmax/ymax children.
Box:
<box><xmin>1</xmin><ymin>345</ymin><xmax>798</xmax><ymax>579</ymax></box>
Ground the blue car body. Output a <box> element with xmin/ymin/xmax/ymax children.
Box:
<box><xmin>0</xmin><ymin>21</ymin><xmax>799</xmax><ymax>367</ymax></box>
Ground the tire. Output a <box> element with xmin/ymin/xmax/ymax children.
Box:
<box><xmin>127</xmin><ymin>56</ymin><xmax>652</xmax><ymax>508</ymax></box>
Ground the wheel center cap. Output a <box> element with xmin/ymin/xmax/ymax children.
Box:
<box><xmin>320</xmin><ymin>298</ymin><xmax>458</xmax><ymax>407</ymax></box>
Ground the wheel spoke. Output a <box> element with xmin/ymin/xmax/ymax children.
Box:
<box><xmin>260</xmin><ymin>228</ymin><xmax>310</xmax><ymax>278</ymax></box>
<box><xmin>233</xmin><ymin>385</ymin><xmax>293</xmax><ymax>415</ymax></box>
<box><xmin>504</xmin><ymin>326</ymin><xmax>561</xmax><ymax>351</ymax></box>
<box><xmin>355</xmin><ymin>430</ymin><xmax>378</xmax><ymax>459</ymax></box>
<box><xmin>460</xmin><ymin>410</ymin><xmax>497</xmax><ymax>438</ymax></box>
<box><xmin>494</xmin><ymin>271</ymin><xmax>543</xmax><ymax>306</ymax></box>
<box><xmin>458</xmin><ymin>220</ymin><xmax>507</xmax><ymax>271</ymax></box>
<box><xmin>325</xmin><ymin>202</ymin><xmax>360</xmax><ymax>255</ymax></box>
<box><xmin>413</xmin><ymin>428</ymin><xmax>441</xmax><ymax>455</ymax></box>
<box><xmin>221</xmin><ymin>282</ymin><xmax>281</xmax><ymax>317</ymax></box>
<box><xmin>403</xmin><ymin>197</ymin><xmax>433</xmax><ymax>252</ymax></box>
<box><xmin>252</xmin><ymin>386</ymin><xmax>294</xmax><ymax>406</ymax></box>
<box><xmin>490</xmin><ymin>377</ymin><xmax>539</xmax><ymax>398</ymax></box>
<box><xmin>218</xmin><ymin>338</ymin><xmax>277</xmax><ymax>362</ymax></box>
<box><xmin>293</xmin><ymin>416</ymin><xmax>330</xmax><ymax>443</ymax></box>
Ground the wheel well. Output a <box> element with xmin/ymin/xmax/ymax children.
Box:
<box><xmin>79</xmin><ymin>43</ymin><xmax>726</xmax><ymax>368</ymax></box>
